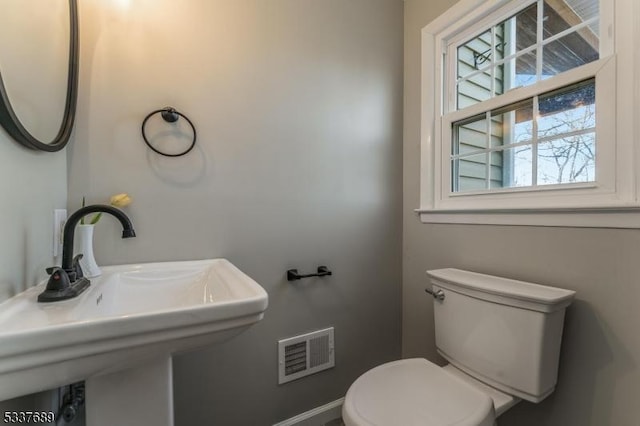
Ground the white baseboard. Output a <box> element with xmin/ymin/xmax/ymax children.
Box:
<box><xmin>273</xmin><ymin>398</ymin><xmax>344</xmax><ymax>426</ymax></box>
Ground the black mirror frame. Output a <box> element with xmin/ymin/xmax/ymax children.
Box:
<box><xmin>0</xmin><ymin>0</ymin><xmax>79</xmax><ymax>152</ymax></box>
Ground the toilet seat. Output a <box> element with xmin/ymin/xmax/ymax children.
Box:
<box><xmin>342</xmin><ymin>358</ymin><xmax>496</xmax><ymax>426</ymax></box>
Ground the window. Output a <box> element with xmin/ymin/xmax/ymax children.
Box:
<box><xmin>418</xmin><ymin>0</ymin><xmax>640</xmax><ymax>227</ymax></box>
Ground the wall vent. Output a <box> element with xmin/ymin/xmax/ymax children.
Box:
<box><xmin>278</xmin><ymin>327</ymin><xmax>335</xmax><ymax>384</ymax></box>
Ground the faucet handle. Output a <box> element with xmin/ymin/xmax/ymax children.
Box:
<box><xmin>44</xmin><ymin>267</ymin><xmax>71</xmax><ymax>291</ymax></box>
<box><xmin>72</xmin><ymin>254</ymin><xmax>85</xmax><ymax>279</ymax></box>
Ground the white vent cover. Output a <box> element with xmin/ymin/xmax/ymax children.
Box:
<box><xmin>278</xmin><ymin>327</ymin><xmax>335</xmax><ymax>384</ymax></box>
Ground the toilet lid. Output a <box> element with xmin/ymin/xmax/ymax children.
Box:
<box><xmin>343</xmin><ymin>358</ymin><xmax>495</xmax><ymax>426</ymax></box>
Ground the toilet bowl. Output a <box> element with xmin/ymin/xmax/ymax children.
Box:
<box><xmin>343</xmin><ymin>269</ymin><xmax>575</xmax><ymax>426</ymax></box>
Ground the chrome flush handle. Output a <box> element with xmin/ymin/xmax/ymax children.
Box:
<box><xmin>425</xmin><ymin>287</ymin><xmax>445</xmax><ymax>301</ymax></box>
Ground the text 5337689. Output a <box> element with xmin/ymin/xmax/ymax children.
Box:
<box><xmin>3</xmin><ymin>412</ymin><xmax>55</xmax><ymax>423</ymax></box>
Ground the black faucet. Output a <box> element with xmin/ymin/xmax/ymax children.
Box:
<box><xmin>38</xmin><ymin>204</ymin><xmax>136</xmax><ymax>303</ymax></box>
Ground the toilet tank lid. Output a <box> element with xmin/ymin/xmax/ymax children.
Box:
<box><xmin>427</xmin><ymin>269</ymin><xmax>576</xmax><ymax>312</ymax></box>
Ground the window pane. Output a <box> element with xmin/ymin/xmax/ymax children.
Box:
<box><xmin>500</xmin><ymin>51</ymin><xmax>537</xmax><ymax>93</ymax></box>
<box><xmin>454</xmin><ymin>153</ymin><xmax>488</xmax><ymax>192</ymax></box>
<box><xmin>494</xmin><ymin>63</ymin><xmax>505</xmax><ymax>96</ymax></box>
<box><xmin>538</xmin><ymin>80</ymin><xmax>595</xmax><ymax>140</ymax></box>
<box><xmin>542</xmin><ymin>32</ymin><xmax>599</xmax><ymax>79</ymax></box>
<box><xmin>457</xmin><ymin>71</ymin><xmax>492</xmax><ymax>109</ymax></box>
<box><xmin>536</xmin><ymin>80</ymin><xmax>596</xmax><ymax>186</ymax></box>
<box><xmin>491</xmin><ymin>101</ymin><xmax>534</xmax><ymax>147</ymax></box>
<box><xmin>537</xmin><ymin>133</ymin><xmax>596</xmax><ymax>185</ymax></box>
<box><xmin>457</xmin><ymin>30</ymin><xmax>492</xmax><ymax>79</ymax></box>
<box><xmin>494</xmin><ymin>30</ymin><xmax>507</xmax><ymax>61</ymax></box>
<box><xmin>498</xmin><ymin>2</ymin><xmax>537</xmax><ymax>55</ymax></box>
<box><xmin>543</xmin><ymin>0</ymin><xmax>599</xmax><ymax>40</ymax></box>
<box><xmin>455</xmin><ymin>115</ymin><xmax>488</xmax><ymax>154</ymax></box>
<box><xmin>490</xmin><ymin>145</ymin><xmax>533</xmax><ymax>189</ymax></box>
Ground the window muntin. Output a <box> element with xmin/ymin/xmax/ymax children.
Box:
<box><xmin>455</xmin><ymin>0</ymin><xmax>599</xmax><ymax>111</ymax></box>
<box><xmin>451</xmin><ymin>79</ymin><xmax>595</xmax><ymax>193</ymax></box>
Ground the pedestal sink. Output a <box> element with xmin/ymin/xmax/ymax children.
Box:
<box><xmin>0</xmin><ymin>259</ymin><xmax>268</xmax><ymax>426</ymax></box>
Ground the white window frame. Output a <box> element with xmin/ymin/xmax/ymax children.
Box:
<box><xmin>417</xmin><ymin>0</ymin><xmax>640</xmax><ymax>228</ymax></box>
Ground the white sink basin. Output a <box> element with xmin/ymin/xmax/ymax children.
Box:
<box><xmin>0</xmin><ymin>259</ymin><xmax>268</xmax><ymax>410</ymax></box>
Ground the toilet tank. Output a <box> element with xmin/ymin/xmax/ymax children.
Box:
<box><xmin>427</xmin><ymin>269</ymin><xmax>575</xmax><ymax>403</ymax></box>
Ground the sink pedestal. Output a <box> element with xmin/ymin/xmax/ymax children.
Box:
<box><xmin>86</xmin><ymin>356</ymin><xmax>174</xmax><ymax>426</ymax></box>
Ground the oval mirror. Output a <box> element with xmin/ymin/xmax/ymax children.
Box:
<box><xmin>0</xmin><ymin>0</ymin><xmax>78</xmax><ymax>152</ymax></box>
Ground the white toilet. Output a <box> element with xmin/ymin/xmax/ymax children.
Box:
<box><xmin>343</xmin><ymin>268</ymin><xmax>576</xmax><ymax>426</ymax></box>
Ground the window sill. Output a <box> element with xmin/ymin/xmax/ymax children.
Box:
<box><xmin>416</xmin><ymin>206</ymin><xmax>640</xmax><ymax>228</ymax></box>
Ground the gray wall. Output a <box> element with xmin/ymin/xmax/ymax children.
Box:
<box><xmin>0</xmin><ymin>4</ymin><xmax>68</xmax><ymax>415</ymax></box>
<box><xmin>0</xmin><ymin>142</ymin><xmax>66</xmax><ymax>302</ymax></box>
<box><xmin>67</xmin><ymin>0</ymin><xmax>403</xmax><ymax>424</ymax></box>
<box><xmin>0</xmin><ymin>134</ymin><xmax>67</xmax><ymax>420</ymax></box>
<box><xmin>0</xmin><ymin>1</ymin><xmax>68</xmax><ymax>302</ymax></box>
<box><xmin>403</xmin><ymin>1</ymin><xmax>640</xmax><ymax>426</ymax></box>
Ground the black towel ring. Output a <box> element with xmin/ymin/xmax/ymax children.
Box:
<box><xmin>141</xmin><ymin>107</ymin><xmax>197</xmax><ymax>157</ymax></box>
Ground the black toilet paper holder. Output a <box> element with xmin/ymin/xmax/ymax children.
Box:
<box><xmin>287</xmin><ymin>266</ymin><xmax>332</xmax><ymax>281</ymax></box>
